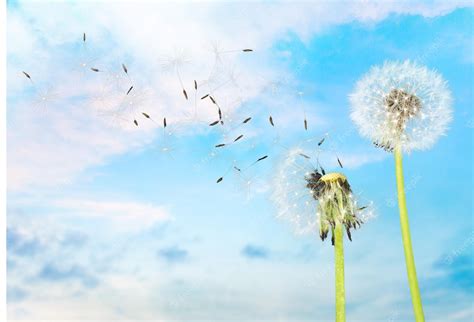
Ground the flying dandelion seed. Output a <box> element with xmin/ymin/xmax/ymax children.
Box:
<box><xmin>122</xmin><ymin>63</ymin><xmax>128</xmax><ymax>75</ymax></box>
<box><xmin>90</xmin><ymin>67</ymin><xmax>100</xmax><ymax>72</ymax></box>
<box><xmin>232</xmin><ymin>168</ymin><xmax>267</xmax><ymax>203</ymax></box>
<box><xmin>269</xmin><ymin>116</ymin><xmax>275</xmax><ymax>126</ymax></box>
<box><xmin>153</xmin><ymin>133</ymin><xmax>177</xmax><ymax>160</ymax></box>
<box><xmin>69</xmin><ymin>35</ymin><xmax>100</xmax><ymax>78</ymax></box>
<box><xmin>140</xmin><ymin>112</ymin><xmax>158</xmax><ymax>126</ymax></box>
<box><xmin>31</xmin><ymin>86</ymin><xmax>61</xmax><ymax>111</ymax></box>
<box><xmin>298</xmin><ymin>91</ymin><xmax>309</xmax><ymax>131</ymax></box>
<box><xmin>160</xmin><ymin>49</ymin><xmax>190</xmax><ymax>101</ymax></box>
<box><xmin>22</xmin><ymin>71</ymin><xmax>32</xmax><ymax>81</ymax></box>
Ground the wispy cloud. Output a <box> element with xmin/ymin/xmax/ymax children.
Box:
<box><xmin>36</xmin><ymin>263</ymin><xmax>99</xmax><ymax>288</ymax></box>
<box><xmin>52</xmin><ymin>198</ymin><xmax>170</xmax><ymax>229</ymax></box>
<box><xmin>7</xmin><ymin>228</ymin><xmax>43</xmax><ymax>257</ymax></box>
<box><xmin>241</xmin><ymin>244</ymin><xmax>270</xmax><ymax>259</ymax></box>
<box><xmin>158</xmin><ymin>246</ymin><xmax>188</xmax><ymax>263</ymax></box>
<box><xmin>7</xmin><ymin>286</ymin><xmax>29</xmax><ymax>303</ymax></box>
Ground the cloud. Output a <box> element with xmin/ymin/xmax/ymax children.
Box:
<box><xmin>431</xmin><ymin>254</ymin><xmax>473</xmax><ymax>293</ymax></box>
<box><xmin>7</xmin><ymin>227</ymin><xmax>43</xmax><ymax>257</ymax></box>
<box><xmin>52</xmin><ymin>198</ymin><xmax>170</xmax><ymax>229</ymax></box>
<box><xmin>241</xmin><ymin>244</ymin><xmax>269</xmax><ymax>259</ymax></box>
<box><xmin>158</xmin><ymin>246</ymin><xmax>188</xmax><ymax>263</ymax></box>
<box><xmin>7</xmin><ymin>286</ymin><xmax>29</xmax><ymax>302</ymax></box>
<box><xmin>60</xmin><ymin>230</ymin><xmax>88</xmax><ymax>248</ymax></box>
<box><xmin>37</xmin><ymin>263</ymin><xmax>99</xmax><ymax>289</ymax></box>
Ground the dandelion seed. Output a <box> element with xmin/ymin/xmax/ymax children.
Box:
<box><xmin>269</xmin><ymin>116</ymin><xmax>275</xmax><ymax>126</ymax></box>
<box><xmin>243</xmin><ymin>117</ymin><xmax>252</xmax><ymax>124</ymax></box>
<box><xmin>201</xmin><ymin>94</ymin><xmax>209</xmax><ymax>100</ymax></box>
<box><xmin>318</xmin><ymin>137</ymin><xmax>325</xmax><ymax>146</ymax></box>
<box><xmin>242</xmin><ymin>49</ymin><xmax>253</xmax><ymax>52</ymax></box>
<box><xmin>90</xmin><ymin>67</ymin><xmax>100</xmax><ymax>72</ymax></box>
<box><xmin>163</xmin><ymin>117</ymin><xmax>167</xmax><ymax>128</ymax></box>
<box><xmin>216</xmin><ymin>177</ymin><xmax>223</xmax><ymax>183</ymax></box>
<box><xmin>234</xmin><ymin>166</ymin><xmax>241</xmax><ymax>172</ymax></box>
<box><xmin>183</xmin><ymin>89</ymin><xmax>188</xmax><ymax>100</ymax></box>
<box><xmin>126</xmin><ymin>86</ymin><xmax>134</xmax><ymax>95</ymax></box>
<box><xmin>255</xmin><ymin>155</ymin><xmax>268</xmax><ymax>163</ymax></box>
<box><xmin>215</xmin><ymin>144</ymin><xmax>226</xmax><ymax>148</ymax></box>
<box><xmin>218</xmin><ymin>108</ymin><xmax>222</xmax><ymax>120</ymax></box>
<box><xmin>194</xmin><ymin>80</ymin><xmax>198</xmax><ymax>90</ymax></box>
<box><xmin>209</xmin><ymin>120</ymin><xmax>219</xmax><ymax>126</ymax></box>
<box><xmin>209</xmin><ymin>96</ymin><xmax>216</xmax><ymax>104</ymax></box>
<box><xmin>299</xmin><ymin>153</ymin><xmax>311</xmax><ymax>159</ymax></box>
<box><xmin>142</xmin><ymin>112</ymin><xmax>150</xmax><ymax>118</ymax></box>
<box><xmin>337</xmin><ymin>157</ymin><xmax>343</xmax><ymax>168</ymax></box>
<box><xmin>83</xmin><ymin>33</ymin><xmax>86</xmax><ymax>42</ymax></box>
<box><xmin>304</xmin><ymin>119</ymin><xmax>308</xmax><ymax>130</ymax></box>
<box><xmin>234</xmin><ymin>135</ymin><xmax>243</xmax><ymax>142</ymax></box>
<box><xmin>22</xmin><ymin>71</ymin><xmax>31</xmax><ymax>80</ymax></box>
<box><xmin>134</xmin><ymin>119</ymin><xmax>138</xmax><ymax>126</ymax></box>
<box><xmin>122</xmin><ymin>63</ymin><xmax>128</xmax><ymax>74</ymax></box>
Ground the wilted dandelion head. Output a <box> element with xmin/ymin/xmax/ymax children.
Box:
<box><xmin>272</xmin><ymin>148</ymin><xmax>366</xmax><ymax>243</ymax></box>
<box><xmin>350</xmin><ymin>60</ymin><xmax>452</xmax><ymax>153</ymax></box>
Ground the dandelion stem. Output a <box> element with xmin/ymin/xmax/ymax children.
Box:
<box><xmin>394</xmin><ymin>146</ymin><xmax>425</xmax><ymax>322</ymax></box>
<box><xmin>334</xmin><ymin>223</ymin><xmax>345</xmax><ymax>322</ymax></box>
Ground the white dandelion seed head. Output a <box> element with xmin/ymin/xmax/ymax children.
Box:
<box><xmin>272</xmin><ymin>148</ymin><xmax>368</xmax><ymax>241</ymax></box>
<box><xmin>350</xmin><ymin>60</ymin><xmax>452</xmax><ymax>153</ymax></box>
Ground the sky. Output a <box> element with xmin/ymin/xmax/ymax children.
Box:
<box><xmin>5</xmin><ymin>1</ymin><xmax>474</xmax><ymax>321</ymax></box>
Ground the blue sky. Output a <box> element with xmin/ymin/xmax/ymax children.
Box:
<box><xmin>6</xmin><ymin>1</ymin><xmax>473</xmax><ymax>321</ymax></box>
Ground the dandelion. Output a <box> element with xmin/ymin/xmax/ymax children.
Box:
<box><xmin>272</xmin><ymin>148</ymin><xmax>370</xmax><ymax>322</ymax></box>
<box><xmin>350</xmin><ymin>60</ymin><xmax>452</xmax><ymax>153</ymax></box>
<box><xmin>350</xmin><ymin>60</ymin><xmax>453</xmax><ymax>322</ymax></box>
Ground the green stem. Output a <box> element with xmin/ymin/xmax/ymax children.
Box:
<box><xmin>394</xmin><ymin>147</ymin><xmax>425</xmax><ymax>322</ymax></box>
<box><xmin>334</xmin><ymin>223</ymin><xmax>345</xmax><ymax>322</ymax></box>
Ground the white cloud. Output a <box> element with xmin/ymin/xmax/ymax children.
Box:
<box><xmin>51</xmin><ymin>198</ymin><xmax>170</xmax><ymax>228</ymax></box>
